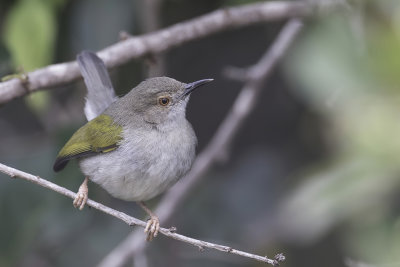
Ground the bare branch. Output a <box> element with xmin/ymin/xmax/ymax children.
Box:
<box><xmin>0</xmin><ymin>1</ymin><xmax>313</xmax><ymax>105</ymax></box>
<box><xmin>0</xmin><ymin>162</ymin><xmax>283</xmax><ymax>266</ymax></box>
<box><xmin>0</xmin><ymin>163</ymin><xmax>146</xmax><ymax>227</ymax></box>
<box><xmin>98</xmin><ymin>18</ymin><xmax>304</xmax><ymax>267</ymax></box>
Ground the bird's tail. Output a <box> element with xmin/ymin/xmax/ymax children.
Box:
<box><xmin>77</xmin><ymin>51</ymin><xmax>118</xmax><ymax>121</ymax></box>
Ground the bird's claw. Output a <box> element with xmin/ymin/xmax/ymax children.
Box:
<box><xmin>73</xmin><ymin>181</ymin><xmax>88</xmax><ymax>210</ymax></box>
<box><xmin>144</xmin><ymin>216</ymin><xmax>160</xmax><ymax>241</ymax></box>
<box><xmin>73</xmin><ymin>192</ymin><xmax>88</xmax><ymax>210</ymax></box>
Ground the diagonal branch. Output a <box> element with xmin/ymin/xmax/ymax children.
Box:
<box><xmin>97</xmin><ymin>18</ymin><xmax>304</xmax><ymax>267</ymax></box>
<box><xmin>0</xmin><ymin>1</ymin><xmax>314</xmax><ymax>105</ymax></box>
<box><xmin>0</xmin><ymin>162</ymin><xmax>284</xmax><ymax>266</ymax></box>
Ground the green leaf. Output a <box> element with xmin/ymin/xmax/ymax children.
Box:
<box><xmin>3</xmin><ymin>0</ymin><xmax>59</xmax><ymax>114</ymax></box>
<box><xmin>4</xmin><ymin>0</ymin><xmax>57</xmax><ymax>71</ymax></box>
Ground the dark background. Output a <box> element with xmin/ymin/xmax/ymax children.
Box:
<box><xmin>1</xmin><ymin>0</ymin><xmax>400</xmax><ymax>267</ymax></box>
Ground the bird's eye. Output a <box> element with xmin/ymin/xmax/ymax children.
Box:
<box><xmin>158</xmin><ymin>96</ymin><xmax>170</xmax><ymax>106</ymax></box>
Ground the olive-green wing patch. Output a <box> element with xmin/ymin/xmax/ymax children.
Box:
<box><xmin>53</xmin><ymin>114</ymin><xmax>123</xmax><ymax>172</ymax></box>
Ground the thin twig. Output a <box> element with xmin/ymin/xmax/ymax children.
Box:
<box><xmin>98</xmin><ymin>18</ymin><xmax>304</xmax><ymax>267</ymax></box>
<box><xmin>0</xmin><ymin>1</ymin><xmax>314</xmax><ymax>105</ymax></box>
<box><xmin>0</xmin><ymin>162</ymin><xmax>282</xmax><ymax>266</ymax></box>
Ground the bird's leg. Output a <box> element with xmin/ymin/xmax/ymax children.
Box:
<box><xmin>73</xmin><ymin>177</ymin><xmax>89</xmax><ymax>210</ymax></box>
<box><xmin>138</xmin><ymin>201</ymin><xmax>160</xmax><ymax>241</ymax></box>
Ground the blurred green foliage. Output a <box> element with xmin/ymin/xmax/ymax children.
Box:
<box><xmin>280</xmin><ymin>1</ymin><xmax>400</xmax><ymax>265</ymax></box>
<box><xmin>3</xmin><ymin>0</ymin><xmax>64</xmax><ymax>114</ymax></box>
<box><xmin>4</xmin><ymin>0</ymin><xmax>58</xmax><ymax>70</ymax></box>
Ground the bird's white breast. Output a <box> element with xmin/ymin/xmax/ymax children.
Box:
<box><xmin>79</xmin><ymin>120</ymin><xmax>196</xmax><ymax>201</ymax></box>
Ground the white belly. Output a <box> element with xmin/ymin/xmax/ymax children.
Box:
<box><xmin>79</xmin><ymin>123</ymin><xmax>196</xmax><ymax>201</ymax></box>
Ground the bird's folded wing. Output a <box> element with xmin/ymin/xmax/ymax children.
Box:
<box><xmin>53</xmin><ymin>114</ymin><xmax>123</xmax><ymax>172</ymax></box>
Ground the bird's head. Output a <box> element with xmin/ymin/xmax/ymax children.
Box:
<box><xmin>122</xmin><ymin>77</ymin><xmax>213</xmax><ymax>125</ymax></box>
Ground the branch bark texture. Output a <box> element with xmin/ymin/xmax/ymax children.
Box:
<box><xmin>97</xmin><ymin>18</ymin><xmax>304</xmax><ymax>267</ymax></box>
<box><xmin>0</xmin><ymin>1</ymin><xmax>313</xmax><ymax>105</ymax></box>
<box><xmin>0</xmin><ymin>163</ymin><xmax>283</xmax><ymax>266</ymax></box>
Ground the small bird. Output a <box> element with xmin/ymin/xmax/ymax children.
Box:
<box><xmin>53</xmin><ymin>51</ymin><xmax>212</xmax><ymax>241</ymax></box>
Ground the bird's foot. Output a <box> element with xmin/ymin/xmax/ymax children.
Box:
<box><xmin>138</xmin><ymin>201</ymin><xmax>160</xmax><ymax>241</ymax></box>
<box><xmin>73</xmin><ymin>177</ymin><xmax>89</xmax><ymax>210</ymax></box>
<box><xmin>144</xmin><ymin>216</ymin><xmax>160</xmax><ymax>241</ymax></box>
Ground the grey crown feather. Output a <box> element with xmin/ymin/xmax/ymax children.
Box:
<box><xmin>77</xmin><ymin>51</ymin><xmax>118</xmax><ymax>121</ymax></box>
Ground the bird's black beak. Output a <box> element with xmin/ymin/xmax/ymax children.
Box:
<box><xmin>182</xmin><ymin>79</ymin><xmax>213</xmax><ymax>98</ymax></box>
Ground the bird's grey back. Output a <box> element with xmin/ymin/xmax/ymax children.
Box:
<box><xmin>77</xmin><ymin>51</ymin><xmax>118</xmax><ymax>121</ymax></box>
